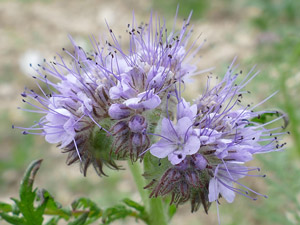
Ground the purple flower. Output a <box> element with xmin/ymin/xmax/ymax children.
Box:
<box><xmin>150</xmin><ymin>117</ymin><xmax>200</xmax><ymax>165</ymax></box>
<box><xmin>44</xmin><ymin>104</ymin><xmax>76</xmax><ymax>148</ymax></box>
<box><xmin>123</xmin><ymin>89</ymin><xmax>161</xmax><ymax>110</ymax></box>
<box><xmin>177</xmin><ymin>98</ymin><xmax>197</xmax><ymax>120</ymax></box>
<box><xmin>208</xmin><ymin>164</ymin><xmax>250</xmax><ymax>203</ymax></box>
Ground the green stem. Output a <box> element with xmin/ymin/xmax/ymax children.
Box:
<box><xmin>127</xmin><ymin>161</ymin><xmax>149</xmax><ymax>210</ymax></box>
<box><xmin>148</xmin><ymin>197</ymin><xmax>168</xmax><ymax>225</ymax></box>
<box><xmin>143</xmin><ymin>153</ymin><xmax>168</xmax><ymax>225</ymax></box>
<box><xmin>128</xmin><ymin>156</ymin><xmax>168</xmax><ymax>225</ymax></box>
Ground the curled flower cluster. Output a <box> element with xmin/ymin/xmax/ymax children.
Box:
<box><xmin>144</xmin><ymin>62</ymin><xmax>288</xmax><ymax>211</ymax></box>
<box><xmin>15</xmin><ymin>10</ymin><xmax>287</xmax><ymax>215</ymax></box>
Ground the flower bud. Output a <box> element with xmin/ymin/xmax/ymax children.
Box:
<box><xmin>128</xmin><ymin>115</ymin><xmax>147</xmax><ymax>133</ymax></box>
<box><xmin>131</xmin><ymin>133</ymin><xmax>146</xmax><ymax>147</ymax></box>
<box><xmin>194</xmin><ymin>154</ymin><xmax>207</xmax><ymax>170</ymax></box>
<box><xmin>108</xmin><ymin>104</ymin><xmax>131</xmax><ymax>120</ymax></box>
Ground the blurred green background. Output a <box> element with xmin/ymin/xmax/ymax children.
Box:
<box><xmin>0</xmin><ymin>0</ymin><xmax>299</xmax><ymax>224</ymax></box>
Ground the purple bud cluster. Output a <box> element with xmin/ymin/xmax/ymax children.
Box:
<box><xmin>15</xmin><ymin>9</ymin><xmax>287</xmax><ymax>215</ymax></box>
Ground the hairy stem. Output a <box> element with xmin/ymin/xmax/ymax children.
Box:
<box><xmin>127</xmin><ymin>160</ymin><xmax>150</xmax><ymax>211</ymax></box>
<box><xmin>143</xmin><ymin>153</ymin><xmax>168</xmax><ymax>225</ymax></box>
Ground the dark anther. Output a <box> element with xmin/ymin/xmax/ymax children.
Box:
<box><xmin>178</xmin><ymin>154</ymin><xmax>182</xmax><ymax>159</ymax></box>
<box><xmin>168</xmin><ymin>54</ymin><xmax>172</xmax><ymax>59</ymax></box>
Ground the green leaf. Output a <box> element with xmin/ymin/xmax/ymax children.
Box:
<box><xmin>13</xmin><ymin>159</ymin><xmax>44</xmax><ymax>225</ymax></box>
<box><xmin>167</xmin><ymin>204</ymin><xmax>177</xmax><ymax>221</ymax></box>
<box><xmin>36</xmin><ymin>189</ymin><xmax>71</xmax><ymax>220</ymax></box>
<box><xmin>71</xmin><ymin>198</ymin><xmax>101</xmax><ymax>224</ymax></box>
<box><xmin>122</xmin><ymin>198</ymin><xmax>144</xmax><ymax>212</ymax></box>
<box><xmin>0</xmin><ymin>202</ymin><xmax>13</xmax><ymax>213</ymax></box>
<box><xmin>67</xmin><ymin>213</ymin><xmax>89</xmax><ymax>225</ymax></box>
<box><xmin>43</xmin><ymin>216</ymin><xmax>61</xmax><ymax>225</ymax></box>
<box><xmin>250</xmin><ymin>110</ymin><xmax>289</xmax><ymax>128</ymax></box>
<box><xmin>102</xmin><ymin>205</ymin><xmax>133</xmax><ymax>224</ymax></box>
<box><xmin>0</xmin><ymin>213</ymin><xmax>25</xmax><ymax>225</ymax></box>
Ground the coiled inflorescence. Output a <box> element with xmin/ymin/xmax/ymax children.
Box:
<box><xmin>15</xmin><ymin>9</ymin><xmax>287</xmax><ymax>214</ymax></box>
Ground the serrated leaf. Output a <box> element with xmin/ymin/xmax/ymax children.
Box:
<box><xmin>0</xmin><ymin>212</ymin><xmax>25</xmax><ymax>225</ymax></box>
<box><xmin>36</xmin><ymin>189</ymin><xmax>71</xmax><ymax>220</ymax></box>
<box><xmin>122</xmin><ymin>198</ymin><xmax>144</xmax><ymax>212</ymax></box>
<box><xmin>67</xmin><ymin>213</ymin><xmax>89</xmax><ymax>225</ymax></box>
<box><xmin>0</xmin><ymin>202</ymin><xmax>13</xmax><ymax>213</ymax></box>
<box><xmin>44</xmin><ymin>216</ymin><xmax>61</xmax><ymax>225</ymax></box>
<box><xmin>17</xmin><ymin>159</ymin><xmax>45</xmax><ymax>225</ymax></box>
<box><xmin>71</xmin><ymin>198</ymin><xmax>101</xmax><ymax>224</ymax></box>
<box><xmin>101</xmin><ymin>205</ymin><xmax>133</xmax><ymax>224</ymax></box>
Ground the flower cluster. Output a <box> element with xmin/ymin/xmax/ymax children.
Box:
<box><xmin>144</xmin><ymin>62</ymin><xmax>288</xmax><ymax>211</ymax></box>
<box><xmin>15</xmin><ymin>10</ymin><xmax>287</xmax><ymax>215</ymax></box>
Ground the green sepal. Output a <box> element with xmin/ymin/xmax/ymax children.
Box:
<box><xmin>90</xmin><ymin>127</ymin><xmax>114</xmax><ymax>160</ymax></box>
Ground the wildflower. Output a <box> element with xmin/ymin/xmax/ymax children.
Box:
<box><xmin>150</xmin><ymin>117</ymin><xmax>200</xmax><ymax>165</ymax></box>
<box><xmin>145</xmin><ymin>59</ymin><xmax>288</xmax><ymax>213</ymax></box>
<box><xmin>15</xmin><ymin>9</ymin><xmax>206</xmax><ymax>171</ymax></box>
<box><xmin>14</xmin><ymin>45</ymin><xmax>119</xmax><ymax>176</ymax></box>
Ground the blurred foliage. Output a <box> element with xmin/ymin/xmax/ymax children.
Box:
<box><xmin>247</xmin><ymin>0</ymin><xmax>300</xmax><ymax>30</ymax></box>
<box><xmin>0</xmin><ymin>160</ymin><xmax>148</xmax><ymax>225</ymax></box>
<box><xmin>255</xmin><ymin>153</ymin><xmax>300</xmax><ymax>225</ymax></box>
<box><xmin>152</xmin><ymin>0</ymin><xmax>210</xmax><ymax>20</ymax></box>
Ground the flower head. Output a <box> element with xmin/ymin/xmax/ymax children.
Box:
<box><xmin>145</xmin><ymin>58</ymin><xmax>288</xmax><ymax>213</ymax></box>
<box><xmin>15</xmin><ymin>10</ymin><xmax>205</xmax><ymax>172</ymax></box>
